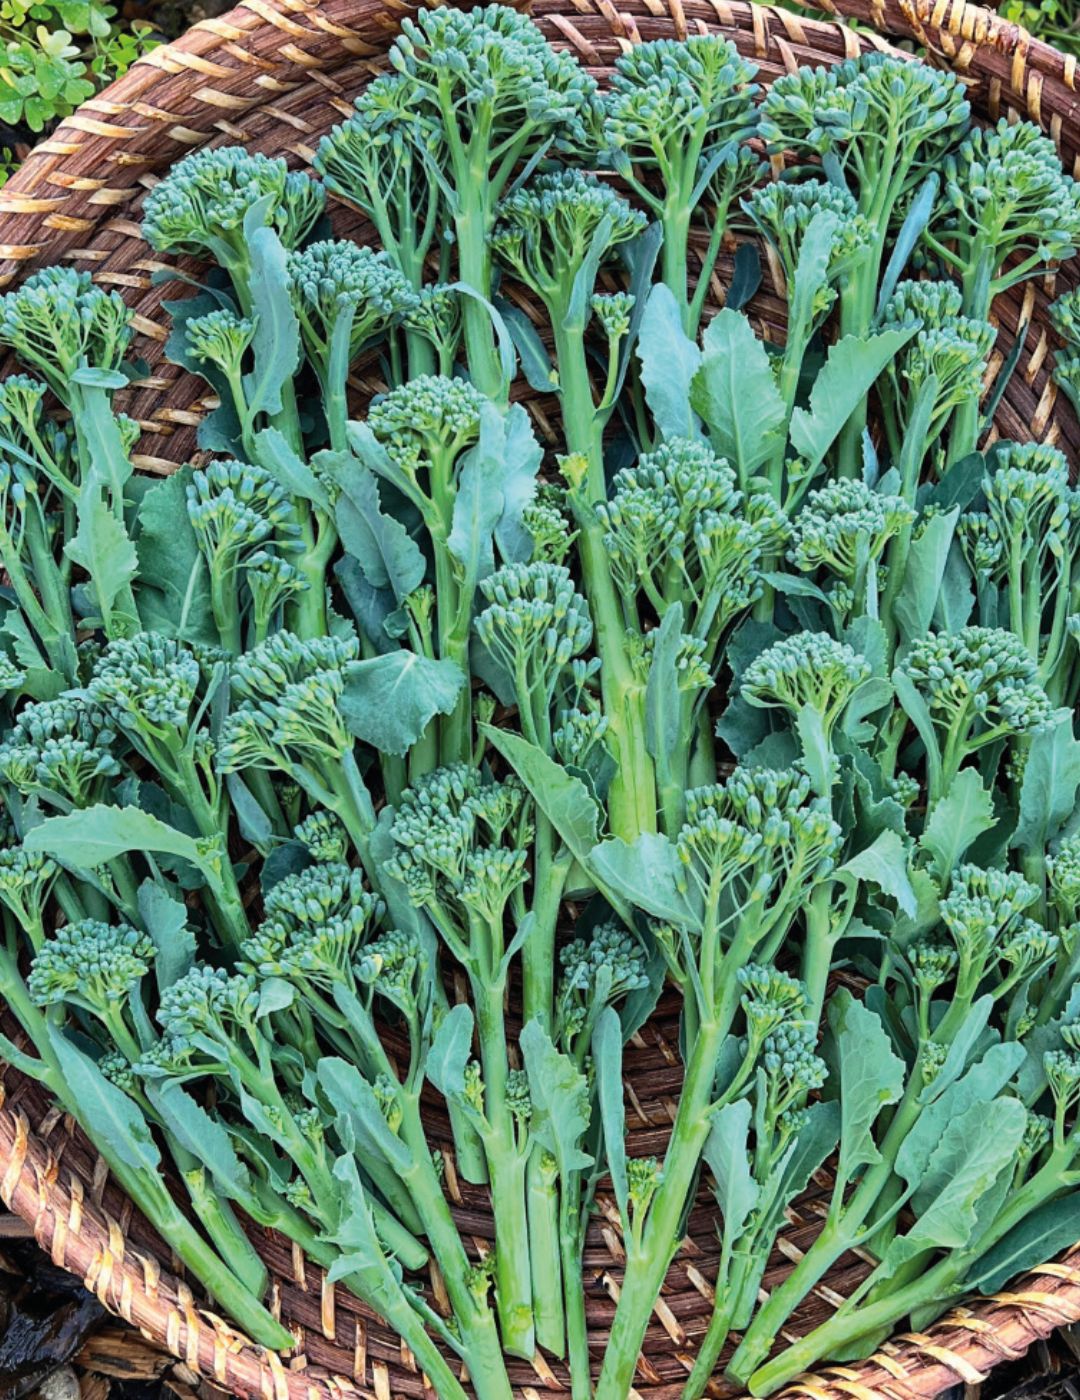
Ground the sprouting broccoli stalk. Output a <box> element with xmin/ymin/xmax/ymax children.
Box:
<box><xmin>379</xmin><ymin>5</ymin><xmax>598</xmax><ymax>398</ymax></box>
<box><xmin>758</xmin><ymin>55</ymin><xmax>969</xmax><ymax>472</ymax></box>
<box><xmin>491</xmin><ymin>167</ymin><xmax>655</xmax><ymax>837</ymax></box>
<box><xmin>0</xmin><ymin>694</ymin><xmax>120</xmax><ymax>812</ymax></box>
<box><xmin>600</xmin><ymin>35</ymin><xmax>759</xmax><ymax>333</ymax></box>
<box><xmin>956</xmin><ymin>445</ymin><xmax>1080</xmax><ymax>693</ymax></box>
<box><xmin>216</xmin><ymin>631</ymin><xmax>377</xmax><ymax>874</ymax></box>
<box><xmin>386</xmin><ymin>765</ymin><xmax>537</xmax><ymax>1356</ymax></box>
<box><xmin>287</xmin><ymin>241</ymin><xmax>417</xmax><ymax>448</ymax></box>
<box><xmin>894</xmin><ymin>625</ymin><xmax>1057</xmax><ymax>806</ymax></box>
<box><xmin>403</xmin><ymin>284</ymin><xmax>463</xmax><ymax>379</ymax></box>
<box><xmin>0</xmin><ymin>269</ymin><xmax>141</xmax><ymax>643</ymax></box>
<box><xmin>592</xmin><ymin>767</ymin><xmax>842</xmax><ymax>1400</ymax></box>
<box><xmin>681</xmin><ymin>969</ymin><xmax>835</xmax><ymax>1400</ymax></box>
<box><xmin>236</xmin><ymin>864</ymin><xmax>515</xmax><ymax>1399</ymax></box>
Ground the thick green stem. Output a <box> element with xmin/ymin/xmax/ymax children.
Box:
<box><xmin>527</xmin><ymin>1148</ymin><xmax>565</xmax><ymax>1357</ymax></box>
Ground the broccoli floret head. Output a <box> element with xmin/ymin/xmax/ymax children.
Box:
<box><xmin>882</xmin><ymin>279</ymin><xmax>964</xmax><ymax>328</ymax></box>
<box><xmin>186</xmin><ymin>459</ymin><xmax>298</xmax><ymax>569</ymax></box>
<box><xmin>217</xmin><ymin>631</ymin><xmax>359</xmax><ymax>773</ymax></box>
<box><xmin>294</xmin><ymin>809</ymin><xmax>349</xmax><ymax>864</ymax></box>
<box><xmin>28</xmin><ymin>918</ymin><xmax>154</xmax><ymax>1016</ymax></box>
<box><xmin>356</xmin><ymin>925</ymin><xmax>428</xmax><ymax>1018</ymax></box>
<box><xmin>244</xmin><ymin>862</ymin><xmax>383</xmax><ymax>991</ymax></box>
<box><xmin>742</xmin><ymin>632</ymin><xmax>871</xmax><ymax>728</ymax></box>
<box><xmin>142</xmin><ymin>147</ymin><xmax>325</xmax><ymax>263</ymax></box>
<box><xmin>287</xmin><ymin>240</ymin><xmax>417</xmax><ymax>371</ymax></box>
<box><xmin>157</xmin><ymin>963</ymin><xmax>259</xmax><ymax>1044</ymax></box>
<box><xmin>389</xmin><ymin>5</ymin><xmax>598</xmax><ymax>160</ymax></box>
<box><xmin>788</xmin><ymin>478</ymin><xmax>914</xmax><ymax>583</ymax></box>
<box><xmin>0</xmin><ymin>267</ymin><xmax>133</xmax><ymax>397</ymax></box>
<box><xmin>523</xmin><ymin>484</ymin><xmax>576</xmax><ymax>565</ymax></box>
<box><xmin>900</xmin><ymin>626</ymin><xmax>1056</xmax><ymax>745</ymax></box>
<box><xmin>603</xmin><ymin>35</ymin><xmax>758</xmax><ymax>171</ymax></box>
<box><xmin>244</xmin><ymin>550</ymin><xmax>309</xmax><ymax>628</ymax></box>
<box><xmin>368</xmin><ymin>374</ymin><xmax>486</xmax><ymax>472</ymax></box>
<box><xmin>738</xmin><ymin>963</ymin><xmax>807</xmax><ymax>1041</ymax></box>
<box><xmin>556</xmin><ymin>921</ymin><xmax>650</xmax><ymax>1041</ymax></box>
<box><xmin>907</xmin><ymin>937</ymin><xmax>960</xmax><ymax>999</ymax></box>
<box><xmin>185</xmin><ymin>308</ymin><xmax>258</xmax><ymax>378</ymax></box>
<box><xmin>491</xmin><ymin>168</ymin><xmax>647</xmax><ymax>298</ymax></box>
<box><xmin>1051</xmin><ymin>287</ymin><xmax>1080</xmax><ymax>349</ymax></box>
<box><xmin>474</xmin><ymin>561</ymin><xmax>593</xmax><ymax>700</ymax></box>
<box><xmin>761</xmin><ymin>1021</ymin><xmax>827</xmax><ymax>1113</ymax></box>
<box><xmin>1049</xmin><ymin>834</ymin><xmax>1080</xmax><ymax>918</ymax></box>
<box><xmin>935</xmin><ymin>120</ymin><xmax>1080</xmax><ymax>288</ymax></box>
<box><xmin>0</xmin><ymin>695</ymin><xmax>120</xmax><ymax>807</ymax></box>
<box><xmin>0</xmin><ymin>846</ymin><xmax>59</xmax><ymax>945</ymax></box>
<box><xmin>404</xmin><ymin>284</ymin><xmax>462</xmax><ymax>364</ymax></box>
<box><xmin>89</xmin><ymin>634</ymin><xmax>207</xmax><ymax>735</ymax></box>
<box><xmin>939</xmin><ymin>864</ymin><xmax>1041</xmax><ymax>971</ymax></box>
<box><xmin>745</xmin><ymin>179</ymin><xmax>872</xmax><ymax>295</ymax></box>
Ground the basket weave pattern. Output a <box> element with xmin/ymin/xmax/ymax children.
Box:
<box><xmin>2</xmin><ymin>1</ymin><xmax>1080</xmax><ymax>1398</ymax></box>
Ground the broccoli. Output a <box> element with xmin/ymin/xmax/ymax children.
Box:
<box><xmin>744</xmin><ymin>179</ymin><xmax>872</xmax><ymax>308</ymax></box>
<box><xmin>0</xmin><ymin>267</ymin><xmax>133</xmax><ymax>401</ymax></box>
<box><xmin>0</xmin><ymin>695</ymin><xmax>120</xmax><ymax>810</ymax></box>
<box><xmin>186</xmin><ymin>459</ymin><xmax>299</xmax><ymax>653</ymax></box>
<box><xmin>28</xmin><ymin>917</ymin><xmax>153</xmax><ymax>1061</ymax></box>
<box><xmin>244</xmin><ymin>551</ymin><xmax>309</xmax><ymax>646</ymax></box>
<box><xmin>522</xmin><ymin>484</ymin><xmax>576</xmax><ymax>566</ymax></box>
<box><xmin>898</xmin><ymin>625</ymin><xmax>1057</xmax><ymax>801</ymax></box>
<box><xmin>0</xmin><ymin>846</ymin><xmax>59</xmax><ymax>951</ymax></box>
<box><xmin>554</xmin><ymin>921</ymin><xmax>650</xmax><ymax>1063</ymax></box>
<box><xmin>473</xmin><ymin>562</ymin><xmax>593</xmax><ymax>749</ymax></box>
<box><xmin>787</xmin><ymin>479</ymin><xmax>913</xmax><ymax>625</ymax></box>
<box><xmin>403</xmin><ymin>284</ymin><xmax>463</xmax><ymax>378</ymax></box>
<box><xmin>287</xmin><ymin>241</ymin><xmax>417</xmax><ymax>449</ymax></box>
<box><xmin>293</xmin><ymin>809</ymin><xmax>349</xmax><ymax>864</ymax></box>
<box><xmin>142</xmin><ymin>148</ymin><xmax>325</xmax><ymax>284</ymax></box>
<box><xmin>600</xmin><ymin>35</ymin><xmax>759</xmax><ymax>331</ymax></box>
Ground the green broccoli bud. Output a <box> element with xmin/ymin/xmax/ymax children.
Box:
<box><xmin>999</xmin><ymin>919</ymin><xmax>1058</xmax><ymax>978</ymax></box>
<box><xmin>742</xmin><ymin>632</ymin><xmax>871</xmax><ymax>730</ymax></box>
<box><xmin>244</xmin><ymin>550</ymin><xmax>309</xmax><ymax>637</ymax></box>
<box><xmin>556</xmin><ymin>921</ymin><xmax>650</xmax><ymax>1043</ymax></box>
<box><xmin>761</xmin><ymin>1021</ymin><xmax>827</xmax><ymax>1114</ymax></box>
<box><xmin>881</xmin><ymin>279</ymin><xmax>964</xmax><ymax>328</ymax></box>
<box><xmin>157</xmin><ymin>963</ymin><xmax>259</xmax><ymax>1044</ymax></box>
<box><xmin>97</xmin><ymin>1050</ymin><xmax>139</xmax><ymax>1095</ymax></box>
<box><xmin>907</xmin><ymin>938</ymin><xmax>959</xmax><ymax>999</ymax></box>
<box><xmin>245</xmin><ymin>864</ymin><xmax>384</xmax><ymax>991</ymax></box>
<box><xmin>787</xmin><ymin>479</ymin><xmax>914</xmax><ymax>588</ymax></box>
<box><xmin>626</xmin><ymin>1156</ymin><xmax>662</xmax><ymax>1221</ymax></box>
<box><xmin>934</xmin><ymin>120</ymin><xmax>1080</xmax><ymax>299</ymax></box>
<box><xmin>389</xmin><ymin>5</ymin><xmax>598</xmax><ymax>160</ymax></box>
<box><xmin>523</xmin><ymin>484</ymin><xmax>576</xmax><ymax>565</ymax></box>
<box><xmin>1049</xmin><ymin>834</ymin><xmax>1080</xmax><ymax>919</ymax></box>
<box><xmin>590</xmin><ymin>292</ymin><xmax>635</xmax><ymax>343</ymax></box>
<box><xmin>368</xmin><ymin>373</ymin><xmax>485</xmax><ymax>480</ymax></box>
<box><xmin>474</xmin><ymin>562</ymin><xmax>593</xmax><ymax>735</ymax></box>
<box><xmin>28</xmin><ymin>918</ymin><xmax>154</xmax><ymax>1018</ymax></box>
<box><xmin>505</xmin><ymin>1067</ymin><xmax>532</xmax><ymax>1129</ymax></box>
<box><xmin>0</xmin><ymin>267</ymin><xmax>133</xmax><ymax>398</ymax></box>
<box><xmin>185</xmin><ymin>308</ymin><xmax>257</xmax><ymax>379</ymax></box>
<box><xmin>404</xmin><ymin>284</ymin><xmax>462</xmax><ymax>367</ymax></box>
<box><xmin>1018</xmin><ymin>1110</ymin><xmax>1052</xmax><ymax>1175</ymax></box>
<box><xmin>89</xmin><ymin>633</ymin><xmax>207</xmax><ymax>742</ymax></box>
<box><xmin>0</xmin><ymin>846</ymin><xmax>59</xmax><ymax>947</ymax></box>
<box><xmin>738</xmin><ymin>963</ymin><xmax>807</xmax><ymax>1041</ymax></box>
<box><xmin>0</xmin><ymin>695</ymin><xmax>120</xmax><ymax>807</ymax></box>
<box><xmin>637</xmin><ymin>628</ymin><xmax>711</xmax><ymax>694</ymax></box>
<box><xmin>552</xmin><ymin>706</ymin><xmax>610</xmax><ymax>771</ymax></box>
<box><xmin>356</xmin><ymin>926</ymin><xmax>427</xmax><ymax>1019</ymax></box>
<box><xmin>0</xmin><ymin>654</ymin><xmax>26</xmax><ymax>695</ymax></box>
<box><xmin>900</xmin><ymin>626</ymin><xmax>1056</xmax><ymax>749</ymax></box>
<box><xmin>287</xmin><ymin>240</ymin><xmax>417</xmax><ymax>379</ymax></box>
<box><xmin>603</xmin><ymin>35</ymin><xmax>758</xmax><ymax>178</ymax></box>
<box><xmin>294</xmin><ymin>809</ymin><xmax>349</xmax><ymax>864</ymax></box>
<box><xmin>217</xmin><ymin>632</ymin><xmax>359</xmax><ymax>775</ymax></box>
<box><xmin>187</xmin><ymin>459</ymin><xmax>298</xmax><ymax>576</ymax></box>
<box><xmin>939</xmin><ymin>864</ymin><xmax>1040</xmax><ymax>974</ymax></box>
<box><xmin>491</xmin><ymin>169</ymin><xmax>646</xmax><ymax>301</ymax></box>
<box><xmin>142</xmin><ymin>147</ymin><xmax>325</xmax><ymax>265</ymax></box>
<box><xmin>1051</xmin><ymin>287</ymin><xmax>1080</xmax><ymax>348</ymax></box>
<box><xmin>895</xmin><ymin>320</ymin><xmax>996</xmax><ymax>423</ymax></box>
<box><xmin>1044</xmin><ymin>1047</ymin><xmax>1080</xmax><ymax>1114</ymax></box>
<box><xmin>758</xmin><ymin>53</ymin><xmax>969</xmax><ymax>185</ymax></box>
<box><xmin>744</xmin><ymin>179</ymin><xmax>872</xmax><ymax>296</ymax></box>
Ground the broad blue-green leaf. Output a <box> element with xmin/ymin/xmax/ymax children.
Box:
<box><xmin>837</xmin><ymin>829</ymin><xmax>917</xmax><ymax>918</ymax></box>
<box><xmin>498</xmin><ymin>300</ymin><xmax>557</xmax><ymax>393</ymax></box>
<box><xmin>934</xmin><ymin>541</ymin><xmax>975</xmax><ymax>633</ymax></box>
<box><xmin>789</xmin><ymin>328</ymin><xmax>915</xmax><ymax>470</ymax></box>
<box><xmin>47</xmin><ymin>1026</ymin><xmax>160</xmax><ymax>1174</ymax></box>
<box><xmin>645</xmin><ymin>603</ymin><xmax>685</xmax><ymax>768</ymax></box>
<box><xmin>919</xmin><ymin>769</ymin><xmax>996</xmax><ymax>884</ymax></box>
<box><xmin>66</xmin><ymin>486</ymin><xmax>137</xmax><ymax>631</ymax></box>
<box><xmin>481</xmin><ymin>727</ymin><xmax>602</xmax><ymax>875</ymax></box>
<box><xmin>137</xmin><ymin>878</ymin><xmax>194</xmax><ymax>991</ymax></box>
<box><xmin>894</xmin><ymin>507</ymin><xmax>960</xmax><ymax>647</ymax></box>
<box><xmin>876</xmin><ymin>174</ymin><xmax>939</xmax><ymax>318</ymax></box>
<box><xmin>448</xmin><ymin>401</ymin><xmax>505</xmax><ymax>586</ymax></box>
<box><xmin>704</xmin><ymin>1099</ymin><xmax>758</xmax><ymax>1246</ymax></box>
<box><xmin>317</xmin><ymin>1058</ymin><xmax>411</xmax><ymax>1173</ymax></box>
<box><xmin>27</xmin><ymin>803</ymin><xmax>201</xmax><ymax>871</ymax></box>
<box><xmin>690</xmin><ymin>308</ymin><xmax>784</xmax><ymax>479</ymax></box>
<box><xmin>255</xmin><ymin>429</ymin><xmax>333</xmax><ymax>512</ymax></box>
<box><xmin>918</xmin><ymin>994</ymin><xmax>995</xmax><ymax>1105</ymax></box>
<box><xmin>966</xmin><ymin>1191</ymin><xmax>1080</xmax><ymax>1294</ymax></box>
<box><xmin>328</xmin><ymin>450</ymin><xmax>426</xmax><ymax>603</ymax></box>
<box><xmin>897</xmin><ymin>1041</ymin><xmax>1026</xmax><ymax>1187</ymax></box>
<box><xmin>877</xmin><ymin>1098</ymin><xmax>1026</xmax><ymax>1279</ymax></box>
<box><xmin>494</xmin><ymin>403</ymin><xmax>542</xmax><ymax>565</ymax></box>
<box><xmin>340</xmin><ymin>652</ymin><xmax>465</xmax><ymax>757</ymax></box>
<box><xmin>427</xmin><ymin>1003</ymin><xmax>474</xmax><ymax>1101</ymax></box>
<box><xmin>588</xmin><ymin>833</ymin><xmax>701</xmax><ymax>930</ymax></box>
<box><xmin>520</xmin><ymin>1021</ymin><xmax>593</xmax><ymax>1174</ymax></box>
<box><xmin>245</xmin><ymin>225</ymin><xmax>300</xmax><ymax>418</ymax></box>
<box><xmin>593</xmin><ymin>1008</ymin><xmax>628</xmax><ymax>1223</ymax></box>
<box><xmin>638</xmin><ymin>284</ymin><xmax>702</xmax><ymax>442</ymax></box>
<box><xmin>135</xmin><ymin>467</ymin><xmax>216</xmax><ymax>644</ymax></box>
<box><xmin>148</xmin><ymin>1080</ymin><xmax>253</xmax><ymax>1200</ymax></box>
<box><xmin>1011</xmin><ymin>709</ymin><xmax>1080</xmax><ymax>854</ymax></box>
<box><xmin>830</xmin><ymin>988</ymin><xmax>906</xmax><ymax>1193</ymax></box>
<box><xmin>787</xmin><ymin>211</ymin><xmax>837</xmax><ymax>345</ymax></box>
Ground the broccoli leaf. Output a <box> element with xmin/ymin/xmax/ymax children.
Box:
<box><xmin>46</xmin><ymin>1026</ymin><xmax>161</xmax><ymax>1175</ymax></box>
<box><xmin>137</xmin><ymin>878</ymin><xmax>194</xmax><ymax>991</ymax></box>
<box><xmin>134</xmin><ymin>468</ymin><xmax>216</xmax><ymax>644</ymax></box>
<box><xmin>26</xmin><ymin>803</ymin><xmax>202</xmax><ymax>871</ymax></box>
<box><xmin>893</xmin><ymin>507</ymin><xmax>959</xmax><ymax>647</ymax></box>
<box><xmin>919</xmin><ymin>769</ymin><xmax>996</xmax><ymax>883</ymax></box>
<box><xmin>1011</xmin><ymin>709</ymin><xmax>1080</xmax><ymax>854</ymax></box>
<box><xmin>965</xmin><ymin>1191</ymin><xmax>1080</xmax><ymax>1294</ymax></box>
<box><xmin>588</xmin><ymin>833</ymin><xmax>701</xmax><ymax>931</ymax></box>
<box><xmin>830</xmin><ymin>989</ymin><xmax>906</xmax><ymax>1193</ymax></box>
<box><xmin>837</xmin><ymin>829</ymin><xmax>917</xmax><ymax>918</ymax></box>
<box><xmin>638</xmin><ymin>284</ymin><xmax>702</xmax><ymax>442</ymax></box>
<box><xmin>339</xmin><ymin>652</ymin><xmax>466</xmax><ymax>757</ymax></box>
<box><xmin>690</xmin><ymin>308</ymin><xmax>784</xmax><ymax>478</ymax></box>
<box><xmin>65</xmin><ymin>486</ymin><xmax>138</xmax><ymax>635</ymax></box>
<box><xmin>789</xmin><ymin>328</ymin><xmax>914</xmax><ymax>470</ymax></box>
<box><xmin>244</xmin><ymin>225</ymin><xmax>301</xmax><ymax>419</ymax></box>
<box><xmin>520</xmin><ymin>1021</ymin><xmax>593</xmax><ymax>1175</ymax></box>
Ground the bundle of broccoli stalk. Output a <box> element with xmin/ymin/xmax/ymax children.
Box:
<box><xmin>4</xmin><ymin>8</ymin><xmax>1080</xmax><ymax>1397</ymax></box>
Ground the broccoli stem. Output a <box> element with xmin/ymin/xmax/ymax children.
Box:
<box><xmin>527</xmin><ymin>1149</ymin><xmax>565</xmax><ymax>1357</ymax></box>
<box><xmin>472</xmin><ymin>977</ymin><xmax>535</xmax><ymax>1358</ymax></box>
<box><xmin>0</xmin><ymin>515</ymin><xmax>74</xmax><ymax>679</ymax></box>
<box><xmin>683</xmin><ymin>1293</ymin><xmax>735</xmax><ymax>1400</ymax></box>
<box><xmin>557</xmin><ymin>329</ymin><xmax>657</xmax><ymax>841</ymax></box>
<box><xmin>179</xmin><ymin>1159</ymin><xmax>270</xmax><ymax>1300</ymax></box>
<box><xmin>594</xmin><ymin>1019</ymin><xmax>728</xmax><ymax>1400</ymax></box>
<box><xmin>457</xmin><ymin>192</ymin><xmax>505</xmax><ymax>401</ymax></box>
<box><xmin>947</xmin><ymin>245</ymin><xmax>996</xmax><ymax>465</ymax></box>
<box><xmin>560</xmin><ymin>1170</ymin><xmax>591</xmax><ymax>1400</ymax></box>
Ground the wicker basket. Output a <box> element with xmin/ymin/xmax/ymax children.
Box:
<box><xmin>2</xmin><ymin>2</ymin><xmax>1080</xmax><ymax>1398</ymax></box>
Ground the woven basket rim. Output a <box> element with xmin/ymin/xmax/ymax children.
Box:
<box><xmin>1</xmin><ymin>2</ymin><xmax>1080</xmax><ymax>1398</ymax></box>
